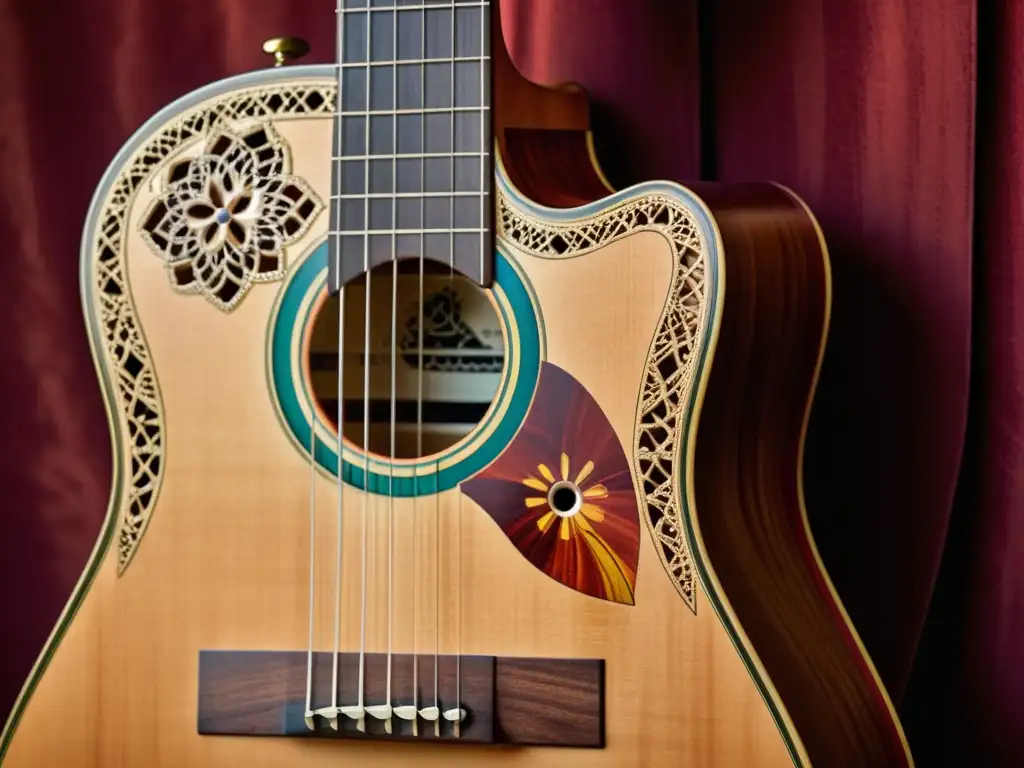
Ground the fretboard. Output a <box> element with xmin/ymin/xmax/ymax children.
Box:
<box><xmin>328</xmin><ymin>0</ymin><xmax>493</xmax><ymax>292</ymax></box>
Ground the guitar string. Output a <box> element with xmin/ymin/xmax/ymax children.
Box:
<box><xmin>386</xmin><ymin>260</ymin><xmax>397</xmax><ymax>735</ymax></box>
<box><xmin>385</xmin><ymin>0</ymin><xmax>399</xmax><ymax>734</ymax></box>
<box><xmin>464</xmin><ymin>0</ymin><xmax>490</xmax><ymax>734</ymax></box>
<box><xmin>433</xmin><ymin>451</ymin><xmax>440</xmax><ymax>737</ymax></box>
<box><xmin>357</xmin><ymin>4</ymin><xmax>373</xmax><ymax>734</ymax></box>
<box><xmin>412</xmin><ymin>0</ymin><xmax>428</xmax><ymax>735</ymax></box>
<box><xmin>427</xmin><ymin>6</ymin><xmax>440</xmax><ymax>739</ymax></box>
<box><xmin>303</xmin><ymin>0</ymin><xmax>348</xmax><ymax>731</ymax></box>
<box><xmin>430</xmin><ymin>3</ymin><xmax>460</xmax><ymax>736</ymax></box>
<box><xmin>328</xmin><ymin>2</ymin><xmax>490</xmax><ymax>736</ymax></box>
<box><xmin>413</xmin><ymin>284</ymin><xmax>423</xmax><ymax>736</ymax></box>
<box><xmin>304</xmin><ymin>380</ymin><xmax>317</xmax><ymax>728</ymax></box>
<box><xmin>447</xmin><ymin>0</ymin><xmax>460</xmax><ymax>738</ymax></box>
<box><xmin>330</xmin><ymin>0</ymin><xmax>347</xmax><ymax>730</ymax></box>
<box><xmin>333</xmin><ymin>283</ymin><xmax>346</xmax><ymax>728</ymax></box>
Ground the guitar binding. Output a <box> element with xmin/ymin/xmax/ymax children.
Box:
<box><xmin>90</xmin><ymin>81</ymin><xmax>336</xmax><ymax>574</ymax></box>
<box><xmin>497</xmin><ymin>191</ymin><xmax>708</xmax><ymax>612</ymax></box>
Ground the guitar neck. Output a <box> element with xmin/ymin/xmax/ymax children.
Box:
<box><xmin>328</xmin><ymin>0</ymin><xmax>495</xmax><ymax>293</ymax></box>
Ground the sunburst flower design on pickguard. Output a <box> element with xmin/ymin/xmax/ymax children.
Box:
<box><xmin>462</xmin><ymin>362</ymin><xmax>640</xmax><ymax>605</ymax></box>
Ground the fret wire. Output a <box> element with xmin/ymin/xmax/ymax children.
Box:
<box><xmin>340</xmin><ymin>2</ymin><xmax>486</xmax><ymax>12</ymax></box>
<box><xmin>332</xmin><ymin>228</ymin><xmax>488</xmax><ymax>234</ymax></box>
<box><xmin>333</xmin><ymin>152</ymin><xmax>484</xmax><ymax>160</ymax></box>
<box><xmin>333</xmin><ymin>192</ymin><xmax>486</xmax><ymax>199</ymax></box>
<box><xmin>337</xmin><ymin>107</ymin><xmax>489</xmax><ymax>116</ymax></box>
<box><xmin>332</xmin><ymin>0</ymin><xmax>493</xmax><ymax>264</ymax></box>
<box><xmin>341</xmin><ymin>56</ymin><xmax>487</xmax><ymax>67</ymax></box>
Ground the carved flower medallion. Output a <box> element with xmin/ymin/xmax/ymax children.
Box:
<box><xmin>139</xmin><ymin>123</ymin><xmax>323</xmax><ymax>311</ymax></box>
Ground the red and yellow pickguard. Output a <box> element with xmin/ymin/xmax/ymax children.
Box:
<box><xmin>461</xmin><ymin>362</ymin><xmax>640</xmax><ymax>605</ymax></box>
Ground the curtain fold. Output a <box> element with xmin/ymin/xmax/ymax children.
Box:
<box><xmin>0</xmin><ymin>0</ymin><xmax>1018</xmax><ymax>763</ymax></box>
<box><xmin>937</xmin><ymin>1</ymin><xmax>1024</xmax><ymax>762</ymax></box>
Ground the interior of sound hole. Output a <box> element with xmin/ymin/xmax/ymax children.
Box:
<box><xmin>307</xmin><ymin>260</ymin><xmax>505</xmax><ymax>459</ymax></box>
<box><xmin>551</xmin><ymin>486</ymin><xmax>579</xmax><ymax>514</ymax></box>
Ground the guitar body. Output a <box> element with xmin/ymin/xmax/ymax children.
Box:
<box><xmin>0</xmin><ymin>10</ymin><xmax>913</xmax><ymax>767</ymax></box>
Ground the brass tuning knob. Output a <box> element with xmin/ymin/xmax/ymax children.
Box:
<box><xmin>262</xmin><ymin>37</ymin><xmax>310</xmax><ymax>67</ymax></box>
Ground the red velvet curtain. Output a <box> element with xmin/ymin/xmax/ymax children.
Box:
<box><xmin>0</xmin><ymin>0</ymin><xmax>1013</xmax><ymax>762</ymax></box>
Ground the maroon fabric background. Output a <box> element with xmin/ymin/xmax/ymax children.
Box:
<box><xmin>0</xmin><ymin>0</ymin><xmax>1015</xmax><ymax>763</ymax></box>
<box><xmin>961</xmin><ymin>2</ymin><xmax>1024</xmax><ymax>756</ymax></box>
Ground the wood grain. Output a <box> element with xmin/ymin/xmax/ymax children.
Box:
<box><xmin>688</xmin><ymin>181</ymin><xmax>910</xmax><ymax>766</ymax></box>
<box><xmin>491</xmin><ymin>10</ymin><xmax>915</xmax><ymax>760</ymax></box>
<box><xmin>491</xmin><ymin>0</ymin><xmax>610</xmax><ymax>207</ymax></box>
<box><xmin>0</xmin><ymin>114</ymin><xmax>797</xmax><ymax>763</ymax></box>
<box><xmin>706</xmin><ymin>0</ymin><xmax>975</xmax><ymax>702</ymax></box>
<box><xmin>0</xmin><ymin>2</ymin><xmax>912</xmax><ymax>765</ymax></box>
<box><xmin>493</xmin><ymin>10</ymin><xmax>914</xmax><ymax>761</ymax></box>
<box><xmin>196</xmin><ymin>650</ymin><xmax>603</xmax><ymax>747</ymax></box>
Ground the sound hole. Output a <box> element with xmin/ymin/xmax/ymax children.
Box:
<box><xmin>307</xmin><ymin>260</ymin><xmax>505</xmax><ymax>459</ymax></box>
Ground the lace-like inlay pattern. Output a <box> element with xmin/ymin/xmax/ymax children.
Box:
<box><xmin>90</xmin><ymin>82</ymin><xmax>334</xmax><ymax>574</ymax></box>
<box><xmin>498</xmin><ymin>192</ymin><xmax>708</xmax><ymax>612</ymax></box>
<box><xmin>139</xmin><ymin>123</ymin><xmax>323</xmax><ymax>311</ymax></box>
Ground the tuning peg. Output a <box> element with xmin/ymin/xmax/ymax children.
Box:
<box><xmin>262</xmin><ymin>37</ymin><xmax>310</xmax><ymax>67</ymax></box>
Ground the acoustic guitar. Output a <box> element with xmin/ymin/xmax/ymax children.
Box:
<box><xmin>0</xmin><ymin>1</ymin><xmax>914</xmax><ymax>765</ymax></box>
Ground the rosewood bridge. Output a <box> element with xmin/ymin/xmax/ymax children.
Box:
<box><xmin>197</xmin><ymin>651</ymin><xmax>605</xmax><ymax>747</ymax></box>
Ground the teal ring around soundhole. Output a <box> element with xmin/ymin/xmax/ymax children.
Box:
<box><xmin>268</xmin><ymin>240</ymin><xmax>543</xmax><ymax>496</ymax></box>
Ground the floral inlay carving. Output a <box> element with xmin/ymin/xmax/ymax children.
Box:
<box><xmin>90</xmin><ymin>82</ymin><xmax>335</xmax><ymax>574</ymax></box>
<box><xmin>139</xmin><ymin>123</ymin><xmax>323</xmax><ymax>311</ymax></box>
